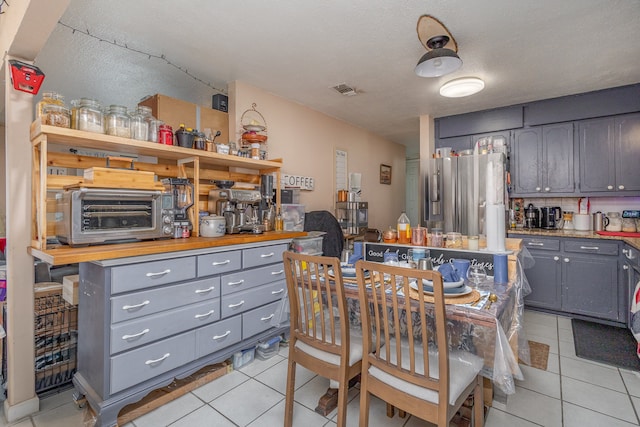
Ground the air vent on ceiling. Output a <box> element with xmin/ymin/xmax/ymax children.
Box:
<box><xmin>331</xmin><ymin>83</ymin><xmax>357</xmax><ymax>96</ymax></box>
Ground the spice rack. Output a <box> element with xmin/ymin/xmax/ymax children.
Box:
<box><xmin>30</xmin><ymin>122</ymin><xmax>283</xmax><ymax>250</ymax></box>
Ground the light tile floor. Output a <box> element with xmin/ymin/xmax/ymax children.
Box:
<box><xmin>2</xmin><ymin>309</ymin><xmax>640</xmax><ymax>426</ymax></box>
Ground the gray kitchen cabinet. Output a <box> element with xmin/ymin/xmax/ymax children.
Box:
<box><xmin>73</xmin><ymin>240</ymin><xmax>291</xmax><ymax>427</ymax></box>
<box><xmin>615</xmin><ymin>113</ymin><xmax>640</xmax><ymax>192</ymax></box>
<box><xmin>578</xmin><ymin>114</ymin><xmax>640</xmax><ymax>194</ymax></box>
<box><xmin>512</xmin><ymin>123</ymin><xmax>574</xmax><ymax>196</ymax></box>
<box><xmin>435</xmin><ymin>135</ymin><xmax>471</xmax><ymax>153</ymax></box>
<box><xmin>515</xmin><ymin>235</ymin><xmax>622</xmax><ymax>322</ymax></box>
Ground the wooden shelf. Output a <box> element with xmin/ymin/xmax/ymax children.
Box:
<box><xmin>30</xmin><ymin>122</ymin><xmax>283</xmax><ymax>251</ymax></box>
<box><xmin>31</xmin><ymin>122</ymin><xmax>283</xmax><ymax>172</ymax></box>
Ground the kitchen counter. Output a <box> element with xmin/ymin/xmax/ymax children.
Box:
<box><xmin>28</xmin><ymin>231</ymin><xmax>307</xmax><ymax>266</ymax></box>
<box><xmin>507</xmin><ymin>228</ymin><xmax>640</xmax><ymax>251</ymax></box>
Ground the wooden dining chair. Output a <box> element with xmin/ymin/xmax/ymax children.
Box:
<box><xmin>354</xmin><ymin>260</ymin><xmax>484</xmax><ymax>427</ymax></box>
<box><xmin>282</xmin><ymin>251</ymin><xmax>363</xmax><ymax>427</ymax></box>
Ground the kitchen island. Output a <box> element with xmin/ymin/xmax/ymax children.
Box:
<box><xmin>29</xmin><ymin>233</ymin><xmax>305</xmax><ymax>427</ymax></box>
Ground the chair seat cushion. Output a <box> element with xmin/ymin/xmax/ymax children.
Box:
<box><xmin>368</xmin><ymin>340</ymin><xmax>483</xmax><ymax>406</ymax></box>
<box><xmin>295</xmin><ymin>329</ymin><xmax>363</xmax><ymax>367</ymax></box>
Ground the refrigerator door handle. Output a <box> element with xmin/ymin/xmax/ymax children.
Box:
<box><xmin>430</xmin><ymin>171</ymin><xmax>440</xmax><ymax>202</ymax></box>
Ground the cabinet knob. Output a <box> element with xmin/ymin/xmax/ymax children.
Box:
<box><xmin>607</xmin><ymin>185</ymin><xmax>614</xmax><ymax>190</ymax></box>
<box><xmin>563</xmin><ymin>258</ymin><xmax>570</xmax><ymax>263</ymax></box>
<box><xmin>535</xmin><ymin>187</ymin><xmax>541</xmax><ymax>192</ymax></box>
<box><xmin>544</xmin><ymin>187</ymin><xmax>550</xmax><ymax>192</ymax></box>
<box><xmin>619</xmin><ymin>185</ymin><xmax>625</xmax><ymax>190</ymax></box>
<box><xmin>624</xmin><ymin>265</ymin><xmax>630</xmax><ymax>270</ymax></box>
<box><xmin>623</xmin><ymin>249</ymin><xmax>629</xmax><ymax>254</ymax></box>
<box><xmin>553</xmin><ymin>256</ymin><xmax>560</xmax><ymax>261</ymax></box>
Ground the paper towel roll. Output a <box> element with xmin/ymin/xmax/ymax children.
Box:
<box><xmin>486</xmin><ymin>204</ymin><xmax>506</xmax><ymax>252</ymax></box>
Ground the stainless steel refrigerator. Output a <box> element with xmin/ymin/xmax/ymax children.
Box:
<box><xmin>425</xmin><ymin>152</ymin><xmax>506</xmax><ymax>235</ymax></box>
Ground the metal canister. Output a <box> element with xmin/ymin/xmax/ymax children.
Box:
<box><xmin>159</xmin><ymin>124</ymin><xmax>173</xmax><ymax>145</ymax></box>
<box><xmin>593</xmin><ymin>212</ymin><xmax>604</xmax><ymax>231</ymax></box>
<box><xmin>418</xmin><ymin>258</ymin><xmax>433</xmax><ymax>270</ymax></box>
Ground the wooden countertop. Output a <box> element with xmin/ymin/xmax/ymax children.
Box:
<box><xmin>507</xmin><ymin>228</ymin><xmax>640</xmax><ymax>251</ymax></box>
<box><xmin>29</xmin><ymin>231</ymin><xmax>307</xmax><ymax>266</ymax></box>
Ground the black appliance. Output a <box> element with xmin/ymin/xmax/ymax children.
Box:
<box><xmin>524</xmin><ymin>204</ymin><xmax>539</xmax><ymax>229</ymax></box>
<box><xmin>540</xmin><ymin>207</ymin><xmax>556</xmax><ymax>229</ymax></box>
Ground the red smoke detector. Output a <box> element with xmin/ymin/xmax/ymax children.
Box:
<box><xmin>8</xmin><ymin>60</ymin><xmax>45</xmax><ymax>95</ymax></box>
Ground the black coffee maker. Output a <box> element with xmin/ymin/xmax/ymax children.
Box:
<box><xmin>525</xmin><ymin>203</ymin><xmax>540</xmax><ymax>228</ymax></box>
<box><xmin>540</xmin><ymin>206</ymin><xmax>556</xmax><ymax>229</ymax></box>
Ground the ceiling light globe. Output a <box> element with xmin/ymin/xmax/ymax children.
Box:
<box><xmin>439</xmin><ymin>77</ymin><xmax>485</xmax><ymax>97</ymax></box>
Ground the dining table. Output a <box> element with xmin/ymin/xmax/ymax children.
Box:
<box><xmin>306</xmin><ymin>241</ymin><xmax>533</xmax><ymax>415</ymax></box>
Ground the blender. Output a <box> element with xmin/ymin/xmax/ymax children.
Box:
<box><xmin>162</xmin><ymin>178</ymin><xmax>194</xmax><ymax>237</ymax></box>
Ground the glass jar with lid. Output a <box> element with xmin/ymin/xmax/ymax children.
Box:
<box><xmin>77</xmin><ymin>98</ymin><xmax>104</xmax><ymax>133</ymax></box>
<box><xmin>131</xmin><ymin>105</ymin><xmax>155</xmax><ymax>141</ymax></box>
<box><xmin>41</xmin><ymin>104</ymin><xmax>70</xmax><ymax>128</ymax></box>
<box><xmin>105</xmin><ymin>105</ymin><xmax>131</xmax><ymax>138</ymax></box>
<box><xmin>36</xmin><ymin>91</ymin><xmax>65</xmax><ymax>118</ymax></box>
<box><xmin>148</xmin><ymin>119</ymin><xmax>162</xmax><ymax>143</ymax></box>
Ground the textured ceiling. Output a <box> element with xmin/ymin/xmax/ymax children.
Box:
<box><xmin>33</xmin><ymin>0</ymin><xmax>640</xmax><ymax>152</ymax></box>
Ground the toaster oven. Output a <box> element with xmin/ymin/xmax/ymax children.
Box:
<box><xmin>56</xmin><ymin>188</ymin><xmax>172</xmax><ymax>246</ymax></box>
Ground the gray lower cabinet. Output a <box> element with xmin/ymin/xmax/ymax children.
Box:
<box><xmin>73</xmin><ymin>240</ymin><xmax>291</xmax><ymax>427</ymax></box>
<box><xmin>516</xmin><ymin>235</ymin><xmax>621</xmax><ymax>322</ymax></box>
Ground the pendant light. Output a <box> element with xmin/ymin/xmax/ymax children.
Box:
<box><xmin>415</xmin><ymin>35</ymin><xmax>462</xmax><ymax>78</ymax></box>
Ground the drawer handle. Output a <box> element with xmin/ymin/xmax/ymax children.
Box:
<box><xmin>227</xmin><ymin>280</ymin><xmax>244</xmax><ymax>286</ymax></box>
<box><xmin>579</xmin><ymin>246</ymin><xmax>599</xmax><ymax>250</ymax></box>
<box><xmin>271</xmin><ymin>269</ymin><xmax>284</xmax><ymax>275</ymax></box>
<box><xmin>213</xmin><ymin>331</ymin><xmax>231</xmax><ymax>340</ymax></box>
<box><xmin>145</xmin><ymin>353</ymin><xmax>170</xmax><ymax>365</ymax></box>
<box><xmin>195</xmin><ymin>286</ymin><xmax>216</xmax><ymax>294</ymax></box>
<box><xmin>122</xmin><ymin>300</ymin><xmax>150</xmax><ymax>310</ymax></box>
<box><xmin>260</xmin><ymin>252</ymin><xmax>275</xmax><ymax>258</ymax></box>
<box><xmin>211</xmin><ymin>260</ymin><xmax>231</xmax><ymax>266</ymax></box>
<box><xmin>261</xmin><ymin>314</ymin><xmax>275</xmax><ymax>321</ymax></box>
<box><xmin>271</xmin><ymin>288</ymin><xmax>285</xmax><ymax>295</ymax></box>
<box><xmin>122</xmin><ymin>328</ymin><xmax>150</xmax><ymax>340</ymax></box>
<box><xmin>145</xmin><ymin>269</ymin><xmax>171</xmax><ymax>278</ymax></box>
<box><xmin>228</xmin><ymin>300</ymin><xmax>245</xmax><ymax>308</ymax></box>
<box><xmin>195</xmin><ymin>309</ymin><xmax>215</xmax><ymax>319</ymax></box>
<box><xmin>527</xmin><ymin>242</ymin><xmax>544</xmax><ymax>246</ymax></box>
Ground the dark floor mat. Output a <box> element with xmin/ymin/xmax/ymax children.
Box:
<box><xmin>572</xmin><ymin>319</ymin><xmax>640</xmax><ymax>371</ymax></box>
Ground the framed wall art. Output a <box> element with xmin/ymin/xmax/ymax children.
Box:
<box><xmin>380</xmin><ymin>164</ymin><xmax>392</xmax><ymax>185</ymax></box>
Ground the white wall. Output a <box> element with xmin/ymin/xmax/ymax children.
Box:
<box><xmin>229</xmin><ymin>81</ymin><xmax>406</xmax><ymax>231</ymax></box>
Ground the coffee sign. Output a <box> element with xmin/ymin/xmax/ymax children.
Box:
<box><xmin>281</xmin><ymin>174</ymin><xmax>314</xmax><ymax>190</ymax></box>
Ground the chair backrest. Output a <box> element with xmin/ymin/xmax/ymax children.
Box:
<box><xmin>303</xmin><ymin>210</ymin><xmax>344</xmax><ymax>257</ymax></box>
<box><xmin>283</xmin><ymin>251</ymin><xmax>351</xmax><ymax>360</ymax></box>
<box><xmin>355</xmin><ymin>260</ymin><xmax>450</xmax><ymax>405</ymax></box>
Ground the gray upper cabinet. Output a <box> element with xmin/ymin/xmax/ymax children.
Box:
<box><xmin>578</xmin><ymin>118</ymin><xmax>616</xmax><ymax>193</ymax></box>
<box><xmin>615</xmin><ymin>113</ymin><xmax>640</xmax><ymax>192</ymax></box>
<box><xmin>512</xmin><ymin>123</ymin><xmax>574</xmax><ymax>196</ymax></box>
<box><xmin>435</xmin><ymin>135</ymin><xmax>471</xmax><ymax>153</ymax></box>
<box><xmin>578</xmin><ymin>114</ymin><xmax>640</xmax><ymax>194</ymax></box>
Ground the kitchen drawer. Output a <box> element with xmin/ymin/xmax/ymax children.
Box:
<box><xmin>221</xmin><ymin>263</ymin><xmax>285</xmax><ymax>296</ymax></box>
<box><xmin>521</xmin><ymin>237</ymin><xmax>560</xmax><ymax>251</ymax></box>
<box><xmin>242</xmin><ymin>301</ymin><xmax>283</xmax><ymax>339</ymax></box>
<box><xmin>197</xmin><ymin>250</ymin><xmax>242</xmax><ymax>277</ymax></box>
<box><xmin>111</xmin><ymin>277</ymin><xmax>220</xmax><ymax>323</ymax></box>
<box><xmin>564</xmin><ymin>240</ymin><xmax>619</xmax><ymax>256</ymax></box>
<box><xmin>111</xmin><ymin>299</ymin><xmax>220</xmax><ymax>354</ymax></box>
<box><xmin>195</xmin><ymin>315</ymin><xmax>242</xmax><ymax>358</ymax></box>
<box><xmin>110</xmin><ymin>331</ymin><xmax>195</xmax><ymax>394</ymax></box>
<box><xmin>111</xmin><ymin>257</ymin><xmax>196</xmax><ymax>294</ymax></box>
<box><xmin>221</xmin><ymin>281</ymin><xmax>287</xmax><ymax>318</ymax></box>
<box><xmin>243</xmin><ymin>244</ymin><xmax>289</xmax><ymax>269</ymax></box>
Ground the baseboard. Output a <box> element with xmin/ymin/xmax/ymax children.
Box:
<box><xmin>3</xmin><ymin>395</ymin><xmax>40</xmax><ymax>423</ymax></box>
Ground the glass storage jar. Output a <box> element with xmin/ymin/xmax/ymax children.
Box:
<box><xmin>77</xmin><ymin>98</ymin><xmax>104</xmax><ymax>133</ymax></box>
<box><xmin>105</xmin><ymin>105</ymin><xmax>131</xmax><ymax>138</ymax></box>
<box><xmin>41</xmin><ymin>104</ymin><xmax>70</xmax><ymax>128</ymax></box>
<box><xmin>148</xmin><ymin>119</ymin><xmax>162</xmax><ymax>143</ymax></box>
<box><xmin>69</xmin><ymin>99</ymin><xmax>80</xmax><ymax>129</ymax></box>
<box><xmin>622</xmin><ymin>218</ymin><xmax>636</xmax><ymax>233</ymax></box>
<box><xmin>131</xmin><ymin>105</ymin><xmax>154</xmax><ymax>141</ymax></box>
<box><xmin>36</xmin><ymin>91</ymin><xmax>64</xmax><ymax>118</ymax></box>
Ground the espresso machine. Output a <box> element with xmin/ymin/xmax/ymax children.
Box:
<box><xmin>210</xmin><ymin>188</ymin><xmax>262</xmax><ymax>234</ymax></box>
<box><xmin>162</xmin><ymin>178</ymin><xmax>194</xmax><ymax>237</ymax></box>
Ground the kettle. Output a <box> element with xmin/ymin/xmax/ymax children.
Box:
<box><xmin>592</xmin><ymin>212</ymin><xmax>605</xmax><ymax>231</ymax></box>
<box><xmin>525</xmin><ymin>204</ymin><xmax>539</xmax><ymax>229</ymax></box>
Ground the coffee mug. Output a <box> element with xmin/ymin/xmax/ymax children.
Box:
<box><xmin>451</xmin><ymin>258</ymin><xmax>470</xmax><ymax>280</ymax></box>
<box><xmin>573</xmin><ymin>214</ymin><xmax>591</xmax><ymax>231</ymax></box>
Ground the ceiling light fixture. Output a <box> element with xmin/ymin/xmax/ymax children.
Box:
<box><xmin>415</xmin><ymin>35</ymin><xmax>462</xmax><ymax>78</ymax></box>
<box><xmin>439</xmin><ymin>77</ymin><xmax>485</xmax><ymax>97</ymax></box>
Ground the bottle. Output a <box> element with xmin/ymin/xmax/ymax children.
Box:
<box><xmin>275</xmin><ymin>209</ymin><xmax>284</xmax><ymax>231</ymax></box>
<box><xmin>397</xmin><ymin>211</ymin><xmax>411</xmax><ymax>244</ymax></box>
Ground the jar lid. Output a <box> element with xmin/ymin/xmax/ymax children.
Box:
<box><xmin>42</xmin><ymin>104</ymin><xmax>70</xmax><ymax>114</ymax></box>
<box><xmin>159</xmin><ymin>124</ymin><xmax>173</xmax><ymax>130</ymax></box>
<box><xmin>79</xmin><ymin>98</ymin><xmax>102</xmax><ymax>108</ymax></box>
